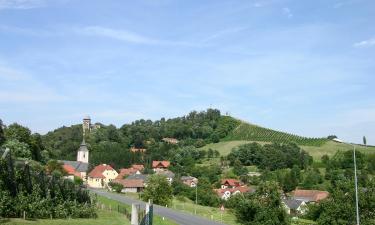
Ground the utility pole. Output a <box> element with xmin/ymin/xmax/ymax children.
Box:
<box><xmin>353</xmin><ymin>145</ymin><xmax>360</xmax><ymax>225</ymax></box>
<box><xmin>344</xmin><ymin>142</ymin><xmax>360</xmax><ymax>225</ymax></box>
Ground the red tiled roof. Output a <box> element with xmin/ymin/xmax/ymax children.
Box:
<box><xmin>116</xmin><ymin>168</ymin><xmax>137</xmax><ymax>179</ymax></box>
<box><xmin>132</xmin><ymin>164</ymin><xmax>144</xmax><ymax>170</ymax></box>
<box><xmin>292</xmin><ymin>190</ymin><xmax>329</xmax><ymax>202</ymax></box>
<box><xmin>88</xmin><ymin>164</ymin><xmax>115</xmax><ymax>178</ymax></box>
<box><xmin>152</xmin><ymin>161</ymin><xmax>170</xmax><ymax>168</ymax></box>
<box><xmin>63</xmin><ymin>164</ymin><xmax>81</xmax><ymax>177</ymax></box>
<box><xmin>221</xmin><ymin>179</ymin><xmax>241</xmax><ymax>187</ymax></box>
<box><xmin>114</xmin><ymin>179</ymin><xmax>144</xmax><ymax>188</ymax></box>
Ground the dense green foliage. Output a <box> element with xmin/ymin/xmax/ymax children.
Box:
<box><xmin>305</xmin><ymin>180</ymin><xmax>375</xmax><ymax>225</ymax></box>
<box><xmin>141</xmin><ymin>174</ymin><xmax>173</xmax><ymax>206</ymax></box>
<box><xmin>0</xmin><ymin>151</ymin><xmax>96</xmax><ymax>219</ymax></box>
<box><xmin>2</xmin><ymin>123</ymin><xmax>46</xmax><ymax>162</ymax></box>
<box><xmin>40</xmin><ymin>109</ymin><xmax>238</xmax><ymax>169</ymax></box>
<box><xmin>228</xmin><ymin>142</ymin><xmax>312</xmax><ymax>170</ymax></box>
<box><xmin>225</xmin><ymin>122</ymin><xmax>327</xmax><ymax>146</ymax></box>
<box><xmin>233</xmin><ymin>182</ymin><xmax>290</xmax><ymax>225</ymax></box>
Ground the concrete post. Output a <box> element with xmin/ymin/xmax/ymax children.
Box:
<box><xmin>146</xmin><ymin>202</ymin><xmax>150</xmax><ymax>214</ymax></box>
<box><xmin>131</xmin><ymin>204</ymin><xmax>139</xmax><ymax>225</ymax></box>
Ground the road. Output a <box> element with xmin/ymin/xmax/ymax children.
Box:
<box><xmin>90</xmin><ymin>189</ymin><xmax>227</xmax><ymax>225</ymax></box>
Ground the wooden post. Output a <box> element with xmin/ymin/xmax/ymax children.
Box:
<box><xmin>23</xmin><ymin>211</ymin><xmax>26</xmax><ymax>220</ymax></box>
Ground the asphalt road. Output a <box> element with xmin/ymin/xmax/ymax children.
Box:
<box><xmin>90</xmin><ymin>189</ymin><xmax>227</xmax><ymax>225</ymax></box>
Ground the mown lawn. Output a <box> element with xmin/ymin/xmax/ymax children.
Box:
<box><xmin>0</xmin><ymin>195</ymin><xmax>177</xmax><ymax>225</ymax></box>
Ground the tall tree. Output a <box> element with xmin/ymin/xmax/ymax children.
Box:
<box><xmin>4</xmin><ymin>123</ymin><xmax>32</xmax><ymax>145</ymax></box>
<box><xmin>363</xmin><ymin>136</ymin><xmax>367</xmax><ymax>146</ymax></box>
<box><xmin>141</xmin><ymin>174</ymin><xmax>173</xmax><ymax>206</ymax></box>
<box><xmin>0</xmin><ymin>119</ymin><xmax>5</xmax><ymax>146</ymax></box>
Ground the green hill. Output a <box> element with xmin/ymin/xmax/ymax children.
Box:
<box><xmin>224</xmin><ymin>121</ymin><xmax>328</xmax><ymax>146</ymax></box>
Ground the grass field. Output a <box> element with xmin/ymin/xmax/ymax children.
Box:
<box><xmin>0</xmin><ymin>195</ymin><xmax>177</xmax><ymax>225</ymax></box>
<box><xmin>170</xmin><ymin>197</ymin><xmax>240</xmax><ymax>225</ymax></box>
<box><xmin>201</xmin><ymin>140</ymin><xmax>375</xmax><ymax>161</ymax></box>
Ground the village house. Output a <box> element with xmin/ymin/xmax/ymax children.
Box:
<box><xmin>282</xmin><ymin>198</ymin><xmax>307</xmax><ymax>215</ymax></box>
<box><xmin>116</xmin><ymin>164</ymin><xmax>144</xmax><ymax>179</ymax></box>
<box><xmin>291</xmin><ymin>189</ymin><xmax>329</xmax><ymax>203</ymax></box>
<box><xmin>114</xmin><ymin>179</ymin><xmax>145</xmax><ymax>193</ymax></box>
<box><xmin>155</xmin><ymin>170</ymin><xmax>175</xmax><ymax>184</ymax></box>
<box><xmin>114</xmin><ymin>174</ymin><xmax>149</xmax><ymax>193</ymax></box>
<box><xmin>215</xmin><ymin>179</ymin><xmax>253</xmax><ymax>200</ymax></box>
<box><xmin>181</xmin><ymin>176</ymin><xmax>198</xmax><ymax>187</ymax></box>
<box><xmin>62</xmin><ymin>164</ymin><xmax>81</xmax><ymax>180</ymax></box>
<box><xmin>87</xmin><ymin>164</ymin><xmax>118</xmax><ymax>188</ymax></box>
<box><xmin>152</xmin><ymin>160</ymin><xmax>170</xmax><ymax>172</ymax></box>
<box><xmin>221</xmin><ymin>179</ymin><xmax>242</xmax><ymax>189</ymax></box>
<box><xmin>162</xmin><ymin>137</ymin><xmax>179</xmax><ymax>145</ymax></box>
<box><xmin>215</xmin><ymin>186</ymin><xmax>253</xmax><ymax>200</ymax></box>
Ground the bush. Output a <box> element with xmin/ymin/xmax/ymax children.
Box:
<box><xmin>108</xmin><ymin>182</ymin><xmax>124</xmax><ymax>193</ymax></box>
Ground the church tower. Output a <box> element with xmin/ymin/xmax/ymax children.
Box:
<box><xmin>82</xmin><ymin>116</ymin><xmax>91</xmax><ymax>135</ymax></box>
<box><xmin>77</xmin><ymin>139</ymin><xmax>89</xmax><ymax>163</ymax></box>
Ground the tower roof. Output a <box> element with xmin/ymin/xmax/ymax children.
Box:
<box><xmin>83</xmin><ymin>115</ymin><xmax>91</xmax><ymax>120</ymax></box>
<box><xmin>78</xmin><ymin>139</ymin><xmax>88</xmax><ymax>152</ymax></box>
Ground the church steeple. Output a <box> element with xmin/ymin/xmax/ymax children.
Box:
<box><xmin>77</xmin><ymin>139</ymin><xmax>89</xmax><ymax>163</ymax></box>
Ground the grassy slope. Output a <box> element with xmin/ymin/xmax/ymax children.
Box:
<box><xmin>1</xmin><ymin>195</ymin><xmax>176</xmax><ymax>225</ymax></box>
<box><xmin>201</xmin><ymin>140</ymin><xmax>375</xmax><ymax>161</ymax></box>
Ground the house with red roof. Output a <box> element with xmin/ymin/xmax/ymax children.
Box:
<box><xmin>114</xmin><ymin>177</ymin><xmax>147</xmax><ymax>193</ymax></box>
<box><xmin>291</xmin><ymin>189</ymin><xmax>329</xmax><ymax>203</ymax></box>
<box><xmin>62</xmin><ymin>164</ymin><xmax>81</xmax><ymax>180</ymax></box>
<box><xmin>152</xmin><ymin>160</ymin><xmax>170</xmax><ymax>172</ymax></box>
<box><xmin>116</xmin><ymin>164</ymin><xmax>144</xmax><ymax>179</ymax></box>
<box><xmin>181</xmin><ymin>176</ymin><xmax>198</xmax><ymax>187</ymax></box>
<box><xmin>221</xmin><ymin>179</ymin><xmax>242</xmax><ymax>189</ymax></box>
<box><xmin>87</xmin><ymin>164</ymin><xmax>118</xmax><ymax>188</ymax></box>
<box><xmin>215</xmin><ymin>186</ymin><xmax>253</xmax><ymax>200</ymax></box>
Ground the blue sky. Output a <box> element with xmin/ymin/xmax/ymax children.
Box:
<box><xmin>0</xmin><ymin>0</ymin><xmax>374</xmax><ymax>144</ymax></box>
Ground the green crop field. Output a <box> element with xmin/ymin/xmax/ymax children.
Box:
<box><xmin>224</xmin><ymin>122</ymin><xmax>328</xmax><ymax>146</ymax></box>
<box><xmin>201</xmin><ymin>140</ymin><xmax>375</xmax><ymax>161</ymax></box>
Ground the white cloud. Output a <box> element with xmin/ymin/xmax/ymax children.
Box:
<box><xmin>353</xmin><ymin>37</ymin><xmax>375</xmax><ymax>47</ymax></box>
<box><xmin>282</xmin><ymin>7</ymin><xmax>293</xmax><ymax>18</ymax></box>
<box><xmin>78</xmin><ymin>26</ymin><xmax>197</xmax><ymax>47</ymax></box>
<box><xmin>0</xmin><ymin>0</ymin><xmax>45</xmax><ymax>10</ymax></box>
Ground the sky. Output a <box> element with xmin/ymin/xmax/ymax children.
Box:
<box><xmin>0</xmin><ymin>0</ymin><xmax>374</xmax><ymax>144</ymax></box>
